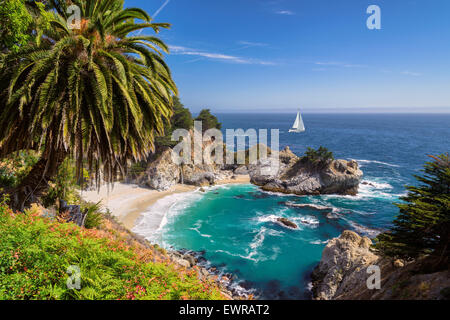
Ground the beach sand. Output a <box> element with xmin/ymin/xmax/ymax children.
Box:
<box><xmin>81</xmin><ymin>175</ymin><xmax>250</xmax><ymax>230</ymax></box>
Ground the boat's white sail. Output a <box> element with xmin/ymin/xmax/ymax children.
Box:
<box><xmin>289</xmin><ymin>110</ymin><xmax>305</xmax><ymax>133</ymax></box>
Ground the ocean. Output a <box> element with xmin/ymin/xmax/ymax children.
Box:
<box><xmin>133</xmin><ymin>113</ymin><xmax>450</xmax><ymax>299</ymax></box>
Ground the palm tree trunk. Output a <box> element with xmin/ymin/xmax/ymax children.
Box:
<box><xmin>7</xmin><ymin>148</ymin><xmax>68</xmax><ymax>211</ymax></box>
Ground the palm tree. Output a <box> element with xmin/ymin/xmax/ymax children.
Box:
<box><xmin>0</xmin><ymin>0</ymin><xmax>177</xmax><ymax>210</ymax></box>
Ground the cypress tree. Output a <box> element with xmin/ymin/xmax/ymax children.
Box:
<box><xmin>375</xmin><ymin>154</ymin><xmax>450</xmax><ymax>268</ymax></box>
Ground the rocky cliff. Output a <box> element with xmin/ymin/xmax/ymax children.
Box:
<box><xmin>311</xmin><ymin>231</ymin><xmax>450</xmax><ymax>300</ymax></box>
<box><xmin>134</xmin><ymin>147</ymin><xmax>233</xmax><ymax>191</ymax></box>
<box><xmin>249</xmin><ymin>147</ymin><xmax>363</xmax><ymax>196</ymax></box>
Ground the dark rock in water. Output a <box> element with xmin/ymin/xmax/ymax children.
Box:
<box><xmin>286</xmin><ymin>286</ymin><xmax>304</xmax><ymax>300</ymax></box>
<box><xmin>277</xmin><ymin>217</ymin><xmax>298</xmax><ymax>229</ymax></box>
<box><xmin>285</xmin><ymin>201</ymin><xmax>333</xmax><ymax>212</ymax></box>
<box><xmin>224</xmin><ymin>273</ymin><xmax>235</xmax><ymax>280</ymax></box>
<box><xmin>298</xmin><ymin>218</ymin><xmax>317</xmax><ymax>226</ymax></box>
<box><xmin>209</xmin><ymin>267</ymin><xmax>219</xmax><ymax>274</ymax></box>
<box><xmin>263</xmin><ymin>280</ymin><xmax>282</xmax><ymax>299</ymax></box>
<box><xmin>196</xmin><ymin>256</ymin><xmax>207</xmax><ymax>264</ymax></box>
<box><xmin>250</xmin><ymin>192</ymin><xmax>270</xmax><ymax>199</ymax></box>
<box><xmin>59</xmin><ymin>200</ymin><xmax>88</xmax><ymax>227</ymax></box>
<box><xmin>234</xmin><ymin>195</ymin><xmax>245</xmax><ymax>199</ymax></box>
<box><xmin>238</xmin><ymin>280</ymin><xmax>255</xmax><ymax>290</ymax></box>
<box><xmin>199</xmin><ymin>188</ymin><xmax>206</xmax><ymax>192</ymax></box>
<box><xmin>214</xmin><ymin>192</ymin><xmax>220</xmax><ymax>195</ymax></box>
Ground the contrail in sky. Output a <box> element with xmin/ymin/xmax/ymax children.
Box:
<box><xmin>153</xmin><ymin>0</ymin><xmax>171</xmax><ymax>18</ymax></box>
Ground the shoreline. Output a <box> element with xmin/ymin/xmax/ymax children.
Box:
<box><xmin>81</xmin><ymin>175</ymin><xmax>251</xmax><ymax>230</ymax></box>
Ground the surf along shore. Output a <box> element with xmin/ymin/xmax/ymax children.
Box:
<box><xmin>81</xmin><ymin>175</ymin><xmax>251</xmax><ymax>230</ymax></box>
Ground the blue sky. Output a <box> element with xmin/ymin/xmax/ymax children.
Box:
<box><xmin>125</xmin><ymin>0</ymin><xmax>450</xmax><ymax>113</ymax></box>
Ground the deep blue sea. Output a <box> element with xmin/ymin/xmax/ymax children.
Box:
<box><xmin>134</xmin><ymin>113</ymin><xmax>450</xmax><ymax>299</ymax></box>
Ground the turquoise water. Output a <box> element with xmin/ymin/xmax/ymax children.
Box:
<box><xmin>134</xmin><ymin>113</ymin><xmax>450</xmax><ymax>299</ymax></box>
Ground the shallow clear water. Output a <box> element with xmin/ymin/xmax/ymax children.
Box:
<box><xmin>134</xmin><ymin>113</ymin><xmax>450</xmax><ymax>299</ymax></box>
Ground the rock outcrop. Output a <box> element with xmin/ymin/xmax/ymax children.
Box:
<box><xmin>311</xmin><ymin>231</ymin><xmax>378</xmax><ymax>300</ymax></box>
<box><xmin>135</xmin><ymin>148</ymin><xmax>181</xmax><ymax>190</ymax></box>
<box><xmin>277</xmin><ymin>217</ymin><xmax>298</xmax><ymax>229</ymax></box>
<box><xmin>285</xmin><ymin>201</ymin><xmax>333</xmax><ymax>212</ymax></box>
<box><xmin>311</xmin><ymin>231</ymin><xmax>450</xmax><ymax>300</ymax></box>
<box><xmin>135</xmin><ymin>147</ymin><xmax>233</xmax><ymax>191</ymax></box>
<box><xmin>249</xmin><ymin>147</ymin><xmax>363</xmax><ymax>196</ymax></box>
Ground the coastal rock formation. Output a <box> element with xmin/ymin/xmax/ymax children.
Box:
<box><xmin>135</xmin><ymin>148</ymin><xmax>181</xmax><ymax>191</ymax></box>
<box><xmin>311</xmin><ymin>230</ymin><xmax>378</xmax><ymax>300</ymax></box>
<box><xmin>311</xmin><ymin>231</ymin><xmax>450</xmax><ymax>300</ymax></box>
<box><xmin>277</xmin><ymin>217</ymin><xmax>298</xmax><ymax>229</ymax></box>
<box><xmin>181</xmin><ymin>164</ymin><xmax>232</xmax><ymax>187</ymax></box>
<box><xmin>249</xmin><ymin>147</ymin><xmax>363</xmax><ymax>196</ymax></box>
<box><xmin>135</xmin><ymin>147</ymin><xmax>233</xmax><ymax>191</ymax></box>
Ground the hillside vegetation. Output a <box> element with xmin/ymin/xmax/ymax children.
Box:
<box><xmin>0</xmin><ymin>199</ymin><xmax>225</xmax><ymax>300</ymax></box>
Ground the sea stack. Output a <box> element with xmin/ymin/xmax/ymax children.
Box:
<box><xmin>249</xmin><ymin>147</ymin><xmax>363</xmax><ymax>196</ymax></box>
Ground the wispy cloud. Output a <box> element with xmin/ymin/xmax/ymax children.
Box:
<box><xmin>153</xmin><ymin>0</ymin><xmax>170</xmax><ymax>18</ymax></box>
<box><xmin>237</xmin><ymin>41</ymin><xmax>269</xmax><ymax>48</ymax></box>
<box><xmin>275</xmin><ymin>10</ymin><xmax>295</xmax><ymax>15</ymax></box>
<box><xmin>169</xmin><ymin>45</ymin><xmax>276</xmax><ymax>65</ymax></box>
<box><xmin>315</xmin><ymin>61</ymin><xmax>367</xmax><ymax>68</ymax></box>
<box><xmin>231</xmin><ymin>41</ymin><xmax>269</xmax><ymax>52</ymax></box>
<box><xmin>401</xmin><ymin>71</ymin><xmax>422</xmax><ymax>76</ymax></box>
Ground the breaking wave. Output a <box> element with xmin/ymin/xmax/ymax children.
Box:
<box><xmin>354</xmin><ymin>159</ymin><xmax>401</xmax><ymax>168</ymax></box>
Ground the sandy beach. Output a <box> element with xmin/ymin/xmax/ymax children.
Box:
<box><xmin>81</xmin><ymin>175</ymin><xmax>251</xmax><ymax>230</ymax></box>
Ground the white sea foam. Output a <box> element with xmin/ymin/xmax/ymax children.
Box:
<box><xmin>248</xmin><ymin>228</ymin><xmax>282</xmax><ymax>262</ymax></box>
<box><xmin>309</xmin><ymin>239</ymin><xmax>329</xmax><ymax>245</ymax></box>
<box><xmin>132</xmin><ymin>190</ymin><xmax>204</xmax><ymax>244</ymax></box>
<box><xmin>215</xmin><ymin>249</ymin><xmax>259</xmax><ymax>262</ymax></box>
<box><xmin>266</xmin><ymin>229</ymin><xmax>285</xmax><ymax>237</ymax></box>
<box><xmin>189</xmin><ymin>221</ymin><xmax>213</xmax><ymax>239</ymax></box>
<box><xmin>320</xmin><ymin>178</ymin><xmax>401</xmax><ymax>202</ymax></box>
<box><xmin>347</xmin><ymin>220</ymin><xmax>381</xmax><ymax>238</ymax></box>
<box><xmin>354</xmin><ymin>159</ymin><xmax>401</xmax><ymax>168</ymax></box>
<box><xmin>255</xmin><ymin>214</ymin><xmax>279</xmax><ymax>224</ymax></box>
<box><xmin>260</xmin><ymin>190</ymin><xmax>302</xmax><ymax>198</ymax></box>
<box><xmin>291</xmin><ymin>216</ymin><xmax>320</xmax><ymax>227</ymax></box>
<box><xmin>250</xmin><ymin>227</ymin><xmax>266</xmax><ymax>250</ymax></box>
<box><xmin>358</xmin><ymin>181</ymin><xmax>402</xmax><ymax>200</ymax></box>
<box><xmin>255</xmin><ymin>211</ymin><xmax>319</xmax><ymax>229</ymax></box>
<box><xmin>247</xmin><ymin>227</ymin><xmax>267</xmax><ymax>260</ymax></box>
<box><xmin>361</xmin><ymin>179</ymin><xmax>393</xmax><ymax>190</ymax></box>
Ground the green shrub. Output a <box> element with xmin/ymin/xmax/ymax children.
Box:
<box><xmin>81</xmin><ymin>201</ymin><xmax>104</xmax><ymax>229</ymax></box>
<box><xmin>42</xmin><ymin>158</ymin><xmax>89</xmax><ymax>207</ymax></box>
<box><xmin>155</xmin><ymin>96</ymin><xmax>194</xmax><ymax>148</ymax></box>
<box><xmin>0</xmin><ymin>201</ymin><xmax>224</xmax><ymax>300</ymax></box>
<box><xmin>301</xmin><ymin>146</ymin><xmax>334</xmax><ymax>168</ymax></box>
<box><xmin>195</xmin><ymin>109</ymin><xmax>222</xmax><ymax>133</ymax></box>
<box><xmin>0</xmin><ymin>151</ymin><xmax>39</xmax><ymax>188</ymax></box>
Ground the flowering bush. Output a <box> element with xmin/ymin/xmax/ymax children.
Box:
<box><xmin>0</xmin><ymin>200</ymin><xmax>224</xmax><ymax>300</ymax></box>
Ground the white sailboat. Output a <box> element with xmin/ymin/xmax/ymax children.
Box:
<box><xmin>289</xmin><ymin>109</ymin><xmax>306</xmax><ymax>133</ymax></box>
